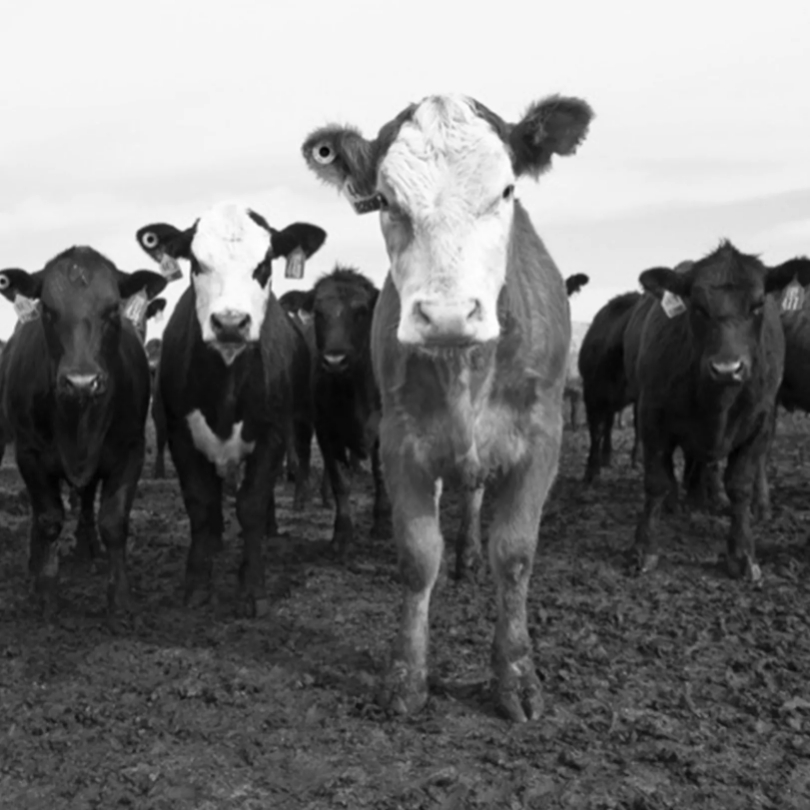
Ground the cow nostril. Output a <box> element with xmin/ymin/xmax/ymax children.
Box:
<box><xmin>468</xmin><ymin>300</ymin><xmax>483</xmax><ymax>321</ymax></box>
<box><xmin>211</xmin><ymin>312</ymin><xmax>251</xmax><ymax>334</ymax></box>
<box><xmin>413</xmin><ymin>301</ymin><xmax>431</xmax><ymax>326</ymax></box>
<box><xmin>711</xmin><ymin>360</ymin><xmax>744</xmax><ymax>376</ymax></box>
<box><xmin>323</xmin><ymin>352</ymin><xmax>347</xmax><ymax>367</ymax></box>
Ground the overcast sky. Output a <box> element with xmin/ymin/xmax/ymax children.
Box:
<box><xmin>1</xmin><ymin>0</ymin><xmax>809</xmax><ymax>340</ymax></box>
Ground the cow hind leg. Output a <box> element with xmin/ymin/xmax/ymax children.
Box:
<box><xmin>583</xmin><ymin>404</ymin><xmax>603</xmax><ymax>483</ymax></box>
<box><xmin>379</xmin><ymin>465</ymin><xmax>443</xmax><ymax>717</ymax></box>
<box><xmin>455</xmin><ymin>485</ymin><xmax>484</xmax><ymax>582</ymax></box>
<box><xmin>17</xmin><ymin>451</ymin><xmax>64</xmax><ymax>617</ymax></box>
<box><xmin>488</xmin><ymin>446</ymin><xmax>557</xmax><ymax>724</ymax></box>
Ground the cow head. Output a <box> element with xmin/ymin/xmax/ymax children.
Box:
<box><xmin>565</xmin><ymin>273</ymin><xmax>589</xmax><ymax>297</ymax></box>
<box><xmin>135</xmin><ymin>203</ymin><xmax>326</xmax><ymax>365</ymax></box>
<box><xmin>640</xmin><ymin>243</ymin><xmax>810</xmax><ymax>385</ymax></box>
<box><xmin>302</xmin><ymin>94</ymin><xmax>593</xmax><ymax>348</ymax></box>
<box><xmin>0</xmin><ymin>247</ymin><xmax>167</xmax><ymax>401</ymax></box>
<box><xmin>300</xmin><ymin>266</ymin><xmax>379</xmax><ymax>374</ymax></box>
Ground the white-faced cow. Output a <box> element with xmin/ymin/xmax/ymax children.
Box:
<box><xmin>0</xmin><ymin>247</ymin><xmax>167</xmax><ymax>616</ymax></box>
<box><xmin>633</xmin><ymin>242</ymin><xmax>810</xmax><ymax>582</ymax></box>
<box><xmin>135</xmin><ymin>202</ymin><xmax>326</xmax><ymax>616</ymax></box>
<box><xmin>302</xmin><ymin>93</ymin><xmax>593</xmax><ymax>722</ymax></box>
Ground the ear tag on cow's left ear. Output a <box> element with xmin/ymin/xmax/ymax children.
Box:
<box><xmin>285</xmin><ymin>247</ymin><xmax>306</xmax><ymax>280</ymax></box>
<box><xmin>123</xmin><ymin>289</ymin><xmax>148</xmax><ymax>326</ymax></box>
<box><xmin>661</xmin><ymin>290</ymin><xmax>687</xmax><ymax>318</ymax></box>
<box><xmin>343</xmin><ymin>181</ymin><xmax>382</xmax><ymax>215</ymax></box>
<box><xmin>13</xmin><ymin>294</ymin><xmax>41</xmax><ymax>323</ymax></box>
<box><xmin>781</xmin><ymin>278</ymin><xmax>805</xmax><ymax>312</ymax></box>
<box><xmin>159</xmin><ymin>254</ymin><xmax>183</xmax><ymax>282</ymax></box>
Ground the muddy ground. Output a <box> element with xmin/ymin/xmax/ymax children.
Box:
<box><xmin>1</xmin><ymin>414</ymin><xmax>810</xmax><ymax>810</ymax></box>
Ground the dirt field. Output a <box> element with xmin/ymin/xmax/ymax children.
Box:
<box><xmin>1</xmin><ymin>414</ymin><xmax>810</xmax><ymax>810</ymax></box>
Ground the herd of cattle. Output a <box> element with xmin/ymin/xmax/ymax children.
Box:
<box><xmin>1</xmin><ymin>93</ymin><xmax>808</xmax><ymax>724</ymax></box>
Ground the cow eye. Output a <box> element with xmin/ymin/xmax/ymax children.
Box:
<box><xmin>503</xmin><ymin>184</ymin><xmax>515</xmax><ymax>201</ymax></box>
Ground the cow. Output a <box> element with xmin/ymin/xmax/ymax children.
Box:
<box><xmin>560</xmin><ymin>274</ymin><xmax>590</xmax><ymax>430</ymax></box>
<box><xmin>298</xmin><ymin>266</ymin><xmax>388</xmax><ymax>554</ymax></box>
<box><xmin>0</xmin><ymin>247</ymin><xmax>167</xmax><ymax>615</ymax></box>
<box><xmin>578</xmin><ymin>291</ymin><xmax>641</xmax><ymax>482</ymax></box>
<box><xmin>135</xmin><ymin>202</ymin><xmax>326</xmax><ymax>615</ymax></box>
<box><xmin>565</xmin><ymin>273</ymin><xmax>589</xmax><ymax>298</ymax></box>
<box><xmin>632</xmin><ymin>242</ymin><xmax>810</xmax><ymax>582</ymax></box>
<box><xmin>302</xmin><ymin>92</ymin><xmax>593</xmax><ymax>722</ymax></box>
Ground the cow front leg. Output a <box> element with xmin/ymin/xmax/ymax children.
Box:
<box><xmin>455</xmin><ymin>485</ymin><xmax>484</xmax><ymax>581</ymax></box>
<box><xmin>74</xmin><ymin>478</ymin><xmax>101</xmax><ymax>561</ymax></box>
<box><xmin>16</xmin><ymin>449</ymin><xmax>65</xmax><ymax>617</ymax></box>
<box><xmin>379</xmin><ymin>458</ymin><xmax>442</xmax><ymax>717</ymax></box>
<box><xmin>317</xmin><ymin>429</ymin><xmax>354</xmax><ymax>556</ymax></box>
<box><xmin>236</xmin><ymin>440</ymin><xmax>278</xmax><ymax>618</ymax></box>
<box><xmin>292</xmin><ymin>417</ymin><xmax>312</xmax><ymax>512</ymax></box>
<box><xmin>169</xmin><ymin>430</ymin><xmax>224</xmax><ymax>607</ymax></box>
<box><xmin>488</xmin><ymin>441</ymin><xmax>558</xmax><ymax>723</ymax></box>
<box><xmin>724</xmin><ymin>436</ymin><xmax>765</xmax><ymax>583</ymax></box>
<box><xmin>97</xmin><ymin>440</ymin><xmax>145</xmax><ymax>615</ymax></box>
<box><xmin>370</xmin><ymin>438</ymin><xmax>390</xmax><ymax>539</ymax></box>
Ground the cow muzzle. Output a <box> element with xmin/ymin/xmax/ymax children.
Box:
<box><xmin>210</xmin><ymin>309</ymin><xmax>252</xmax><ymax>365</ymax></box>
<box><xmin>320</xmin><ymin>350</ymin><xmax>350</xmax><ymax>373</ymax></box>
<box><xmin>57</xmin><ymin>371</ymin><xmax>108</xmax><ymax>399</ymax></box>
<box><xmin>400</xmin><ymin>297</ymin><xmax>495</xmax><ymax>347</ymax></box>
<box><xmin>707</xmin><ymin>357</ymin><xmax>749</xmax><ymax>385</ymax></box>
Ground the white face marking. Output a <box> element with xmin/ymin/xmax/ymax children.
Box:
<box><xmin>186</xmin><ymin>409</ymin><xmax>256</xmax><ymax>478</ymax></box>
<box><xmin>378</xmin><ymin>95</ymin><xmax>515</xmax><ymax>346</ymax></box>
<box><xmin>190</xmin><ymin>202</ymin><xmax>272</xmax><ymax>355</ymax></box>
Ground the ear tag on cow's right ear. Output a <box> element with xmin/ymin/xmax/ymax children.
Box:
<box><xmin>781</xmin><ymin>278</ymin><xmax>805</xmax><ymax>312</ymax></box>
<box><xmin>661</xmin><ymin>290</ymin><xmax>687</xmax><ymax>319</ymax></box>
<box><xmin>123</xmin><ymin>289</ymin><xmax>148</xmax><ymax>326</ymax></box>
<box><xmin>13</xmin><ymin>294</ymin><xmax>41</xmax><ymax>323</ymax></box>
<box><xmin>285</xmin><ymin>247</ymin><xmax>306</xmax><ymax>280</ymax></box>
<box><xmin>159</xmin><ymin>254</ymin><xmax>183</xmax><ymax>282</ymax></box>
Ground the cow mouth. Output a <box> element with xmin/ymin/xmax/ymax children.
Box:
<box><xmin>211</xmin><ymin>341</ymin><xmax>248</xmax><ymax>366</ymax></box>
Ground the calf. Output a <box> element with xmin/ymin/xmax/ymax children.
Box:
<box><xmin>578</xmin><ymin>291</ymin><xmax>641</xmax><ymax>482</ymax></box>
<box><xmin>299</xmin><ymin>266</ymin><xmax>388</xmax><ymax>553</ymax></box>
<box><xmin>135</xmin><ymin>202</ymin><xmax>325</xmax><ymax>615</ymax></box>
<box><xmin>302</xmin><ymin>92</ymin><xmax>593</xmax><ymax>721</ymax></box>
<box><xmin>0</xmin><ymin>247</ymin><xmax>166</xmax><ymax>614</ymax></box>
<box><xmin>633</xmin><ymin>242</ymin><xmax>810</xmax><ymax>581</ymax></box>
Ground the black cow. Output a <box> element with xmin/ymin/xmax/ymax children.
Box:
<box><xmin>299</xmin><ymin>266</ymin><xmax>388</xmax><ymax>554</ymax></box>
<box><xmin>578</xmin><ymin>291</ymin><xmax>641</xmax><ymax>482</ymax></box>
<box><xmin>565</xmin><ymin>273</ymin><xmax>589</xmax><ymax>298</ymax></box>
<box><xmin>633</xmin><ymin>242</ymin><xmax>810</xmax><ymax>582</ymax></box>
<box><xmin>0</xmin><ymin>247</ymin><xmax>166</xmax><ymax>614</ymax></box>
<box><xmin>135</xmin><ymin>202</ymin><xmax>325</xmax><ymax>615</ymax></box>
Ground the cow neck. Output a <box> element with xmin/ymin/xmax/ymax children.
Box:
<box><xmin>53</xmin><ymin>382</ymin><xmax>116</xmax><ymax>489</ymax></box>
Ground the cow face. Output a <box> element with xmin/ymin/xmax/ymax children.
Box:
<box><xmin>135</xmin><ymin>203</ymin><xmax>326</xmax><ymax>365</ymax></box>
<box><xmin>301</xmin><ymin>267</ymin><xmax>379</xmax><ymax>374</ymax></box>
<box><xmin>640</xmin><ymin>243</ymin><xmax>810</xmax><ymax>385</ymax></box>
<box><xmin>302</xmin><ymin>94</ymin><xmax>593</xmax><ymax>348</ymax></box>
<box><xmin>0</xmin><ymin>247</ymin><xmax>167</xmax><ymax>401</ymax></box>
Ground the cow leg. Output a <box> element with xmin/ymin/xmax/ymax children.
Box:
<box><xmin>380</xmin><ymin>462</ymin><xmax>442</xmax><ymax>717</ymax></box>
<box><xmin>17</xmin><ymin>450</ymin><xmax>64</xmax><ymax>616</ymax></box>
<box><xmin>152</xmin><ymin>388</ymin><xmax>167</xmax><ymax>479</ymax></box>
<box><xmin>705</xmin><ymin>461</ymin><xmax>729</xmax><ymax>512</ymax></box>
<box><xmin>97</xmin><ymin>442</ymin><xmax>145</xmax><ymax>615</ymax></box>
<box><xmin>236</xmin><ymin>441</ymin><xmax>278</xmax><ymax>618</ymax></box>
<box><xmin>170</xmin><ymin>431</ymin><xmax>224</xmax><ymax>606</ymax></box>
<box><xmin>370</xmin><ymin>438</ymin><xmax>391</xmax><ymax>539</ymax></box>
<box><xmin>320</xmin><ymin>467</ymin><xmax>332</xmax><ymax>508</ymax></box>
<box><xmin>633</xmin><ymin>436</ymin><xmax>675</xmax><ymax>573</ymax></box>
<box><xmin>752</xmin><ymin>408</ymin><xmax>776</xmax><ymax>522</ymax></box>
<box><xmin>723</xmin><ymin>437</ymin><xmax>764</xmax><ymax>583</ymax></box>
<box><xmin>74</xmin><ymin>478</ymin><xmax>102</xmax><ymax>561</ymax></box>
<box><xmin>583</xmin><ymin>404</ymin><xmax>602</xmax><ymax>483</ymax></box>
<box><xmin>285</xmin><ymin>430</ymin><xmax>299</xmax><ymax>484</ymax></box>
<box><xmin>488</xmin><ymin>445</ymin><xmax>557</xmax><ymax>723</ymax></box>
<box><xmin>321</xmin><ymin>440</ymin><xmax>353</xmax><ymax>557</ymax></box>
<box><xmin>600</xmin><ymin>411</ymin><xmax>615</xmax><ymax>468</ymax></box>
<box><xmin>629</xmin><ymin>403</ymin><xmax>640</xmax><ymax>467</ymax></box>
<box><xmin>455</xmin><ymin>485</ymin><xmax>484</xmax><ymax>581</ymax></box>
<box><xmin>292</xmin><ymin>418</ymin><xmax>312</xmax><ymax>512</ymax></box>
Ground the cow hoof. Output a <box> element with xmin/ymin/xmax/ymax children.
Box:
<box><xmin>73</xmin><ymin>530</ymin><xmax>102</xmax><ymax>562</ymax></box>
<box><xmin>493</xmin><ymin>657</ymin><xmax>544</xmax><ymax>723</ymax></box>
<box><xmin>634</xmin><ymin>551</ymin><xmax>659</xmax><ymax>575</ymax></box>
<box><xmin>107</xmin><ymin>584</ymin><xmax>134</xmax><ymax>616</ymax></box>
<box><xmin>454</xmin><ymin>553</ymin><xmax>484</xmax><ymax>584</ymax></box>
<box><xmin>184</xmin><ymin>574</ymin><xmax>216</xmax><ymax>608</ymax></box>
<box><xmin>752</xmin><ymin>504</ymin><xmax>772</xmax><ymax>523</ymax></box>
<box><xmin>238</xmin><ymin>596</ymin><xmax>270</xmax><ymax>619</ymax></box>
<box><xmin>379</xmin><ymin>660</ymin><xmax>428</xmax><ymax>717</ymax></box>
<box><xmin>369</xmin><ymin>519</ymin><xmax>389</xmax><ymax>541</ymax></box>
<box><xmin>33</xmin><ymin>575</ymin><xmax>59</xmax><ymax>619</ymax></box>
<box><xmin>725</xmin><ymin>554</ymin><xmax>762</xmax><ymax>584</ymax></box>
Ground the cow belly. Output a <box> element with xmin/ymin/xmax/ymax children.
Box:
<box><xmin>186</xmin><ymin>410</ymin><xmax>256</xmax><ymax>477</ymax></box>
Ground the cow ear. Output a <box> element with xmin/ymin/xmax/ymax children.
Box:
<box><xmin>765</xmin><ymin>257</ymin><xmax>810</xmax><ymax>293</ymax></box>
<box><xmin>301</xmin><ymin>126</ymin><xmax>379</xmax><ymax>212</ymax></box>
<box><xmin>0</xmin><ymin>268</ymin><xmax>43</xmax><ymax>302</ymax></box>
<box><xmin>136</xmin><ymin>223</ymin><xmax>194</xmax><ymax>262</ymax></box>
<box><xmin>145</xmin><ymin>297</ymin><xmax>167</xmax><ymax>321</ymax></box>
<box><xmin>510</xmin><ymin>95</ymin><xmax>594</xmax><ymax>179</ymax></box>
<box><xmin>565</xmin><ymin>273</ymin><xmax>589</xmax><ymax>297</ymax></box>
<box><xmin>639</xmin><ymin>267</ymin><xmax>692</xmax><ymax>300</ymax></box>
<box><xmin>118</xmin><ymin>270</ymin><xmax>168</xmax><ymax>301</ymax></box>
<box><xmin>271</xmin><ymin>223</ymin><xmax>327</xmax><ymax>259</ymax></box>
<box><xmin>298</xmin><ymin>289</ymin><xmax>316</xmax><ymax>314</ymax></box>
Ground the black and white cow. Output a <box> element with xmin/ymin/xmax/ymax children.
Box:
<box><xmin>135</xmin><ymin>202</ymin><xmax>326</xmax><ymax>615</ymax></box>
<box><xmin>302</xmin><ymin>93</ymin><xmax>593</xmax><ymax>721</ymax></box>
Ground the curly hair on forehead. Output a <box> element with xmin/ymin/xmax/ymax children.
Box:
<box><xmin>312</xmin><ymin>265</ymin><xmax>379</xmax><ymax>298</ymax></box>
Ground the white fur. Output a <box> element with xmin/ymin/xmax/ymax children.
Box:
<box><xmin>378</xmin><ymin>95</ymin><xmax>515</xmax><ymax>345</ymax></box>
<box><xmin>186</xmin><ymin>409</ymin><xmax>256</xmax><ymax>477</ymax></box>
<box><xmin>191</xmin><ymin>202</ymin><xmax>272</xmax><ymax>346</ymax></box>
